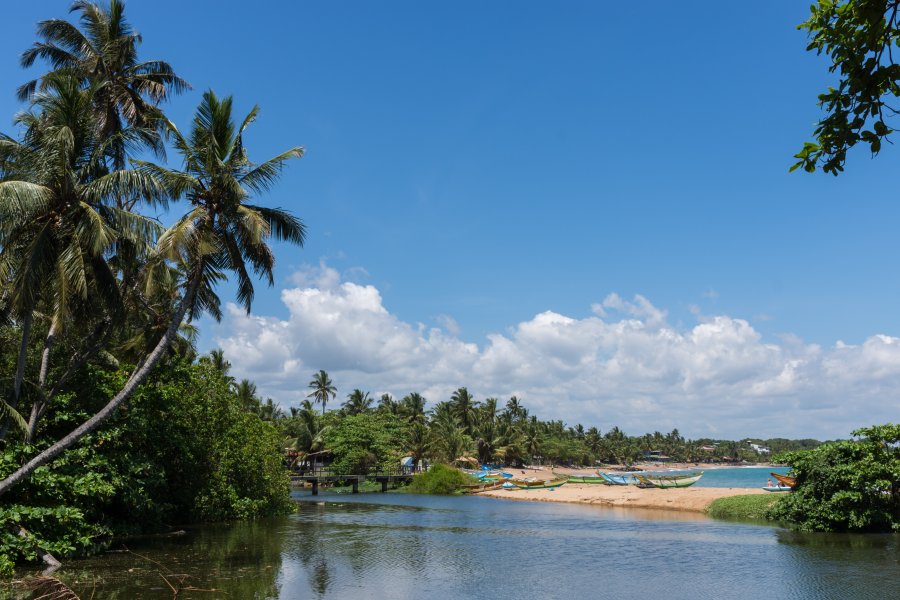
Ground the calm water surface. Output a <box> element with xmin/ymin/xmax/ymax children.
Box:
<box><xmin>10</xmin><ymin>489</ymin><xmax>900</xmax><ymax>599</ymax></box>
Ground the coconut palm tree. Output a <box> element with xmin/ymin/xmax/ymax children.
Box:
<box><xmin>376</xmin><ymin>393</ymin><xmax>398</xmax><ymax>415</ymax></box>
<box><xmin>234</xmin><ymin>378</ymin><xmax>259</xmax><ymax>412</ymax></box>
<box><xmin>0</xmin><ymin>71</ymin><xmax>160</xmax><ymax>440</ymax></box>
<box><xmin>0</xmin><ymin>89</ymin><xmax>305</xmax><ymax>498</ymax></box>
<box><xmin>19</xmin><ymin>0</ymin><xmax>189</xmax><ymax>174</ymax></box>
<box><xmin>399</xmin><ymin>392</ymin><xmax>426</xmax><ymax>424</ymax></box>
<box><xmin>450</xmin><ymin>387</ymin><xmax>477</xmax><ymax>435</ymax></box>
<box><xmin>307</xmin><ymin>370</ymin><xmax>336</xmax><ymax>416</ymax></box>
<box><xmin>342</xmin><ymin>389</ymin><xmax>372</xmax><ymax>416</ymax></box>
<box><xmin>504</xmin><ymin>395</ymin><xmax>523</xmax><ymax>421</ymax></box>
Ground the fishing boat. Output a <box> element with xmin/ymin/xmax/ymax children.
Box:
<box><xmin>461</xmin><ymin>479</ymin><xmax>506</xmax><ymax>494</ymax></box>
<box><xmin>635</xmin><ymin>472</ymin><xmax>703</xmax><ymax>488</ymax></box>
<box><xmin>553</xmin><ymin>471</ymin><xmax>607</xmax><ymax>484</ymax></box>
<box><xmin>509</xmin><ymin>476</ymin><xmax>568</xmax><ymax>490</ymax></box>
<box><xmin>762</xmin><ymin>485</ymin><xmax>791</xmax><ymax>493</ymax></box>
<box><xmin>598</xmin><ymin>472</ymin><xmax>638</xmax><ymax>485</ymax></box>
<box><xmin>771</xmin><ymin>472</ymin><xmax>796</xmax><ymax>488</ymax></box>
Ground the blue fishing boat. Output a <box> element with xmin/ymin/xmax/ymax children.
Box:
<box><xmin>598</xmin><ymin>472</ymin><xmax>638</xmax><ymax>485</ymax></box>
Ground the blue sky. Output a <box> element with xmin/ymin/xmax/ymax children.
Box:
<box><xmin>4</xmin><ymin>2</ymin><xmax>900</xmax><ymax>439</ymax></box>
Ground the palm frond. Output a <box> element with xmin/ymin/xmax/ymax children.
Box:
<box><xmin>239</xmin><ymin>147</ymin><xmax>304</xmax><ymax>195</ymax></box>
<box><xmin>0</xmin><ymin>182</ymin><xmax>53</xmax><ymax>221</ymax></box>
<box><xmin>85</xmin><ymin>168</ymin><xmax>168</xmax><ymax>207</ymax></box>
<box><xmin>243</xmin><ymin>204</ymin><xmax>307</xmax><ymax>245</ymax></box>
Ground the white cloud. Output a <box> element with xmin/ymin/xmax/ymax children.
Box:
<box><xmin>214</xmin><ymin>263</ymin><xmax>900</xmax><ymax>440</ymax></box>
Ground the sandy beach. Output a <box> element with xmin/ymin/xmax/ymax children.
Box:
<box><xmin>479</xmin><ymin>465</ymin><xmax>767</xmax><ymax>513</ymax></box>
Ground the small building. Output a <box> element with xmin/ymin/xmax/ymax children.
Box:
<box><xmin>749</xmin><ymin>443</ymin><xmax>771</xmax><ymax>454</ymax></box>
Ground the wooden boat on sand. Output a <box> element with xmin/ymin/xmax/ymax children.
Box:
<box><xmin>509</xmin><ymin>476</ymin><xmax>568</xmax><ymax>490</ymax></box>
<box><xmin>771</xmin><ymin>472</ymin><xmax>796</xmax><ymax>488</ymax></box>
<box><xmin>635</xmin><ymin>472</ymin><xmax>703</xmax><ymax>488</ymax></box>
<box><xmin>598</xmin><ymin>472</ymin><xmax>639</xmax><ymax>485</ymax></box>
<box><xmin>762</xmin><ymin>486</ymin><xmax>791</xmax><ymax>492</ymax></box>
<box><xmin>554</xmin><ymin>471</ymin><xmax>608</xmax><ymax>484</ymax></box>
<box><xmin>461</xmin><ymin>480</ymin><xmax>506</xmax><ymax>494</ymax></box>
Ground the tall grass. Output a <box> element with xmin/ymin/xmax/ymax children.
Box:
<box><xmin>707</xmin><ymin>494</ymin><xmax>784</xmax><ymax>521</ymax></box>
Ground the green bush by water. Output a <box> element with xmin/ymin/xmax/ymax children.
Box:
<box><xmin>0</xmin><ymin>360</ymin><xmax>292</xmax><ymax>576</ymax></box>
<box><xmin>707</xmin><ymin>494</ymin><xmax>782</xmax><ymax>521</ymax></box>
<box><xmin>406</xmin><ymin>464</ymin><xmax>474</xmax><ymax>495</ymax></box>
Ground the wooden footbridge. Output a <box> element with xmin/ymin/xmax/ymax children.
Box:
<box><xmin>290</xmin><ymin>468</ymin><xmax>416</xmax><ymax>495</ymax></box>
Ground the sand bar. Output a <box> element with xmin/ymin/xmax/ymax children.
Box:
<box><xmin>479</xmin><ymin>465</ymin><xmax>767</xmax><ymax>513</ymax></box>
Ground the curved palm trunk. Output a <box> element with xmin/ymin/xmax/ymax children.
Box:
<box><xmin>0</xmin><ymin>311</ymin><xmax>34</xmax><ymax>442</ymax></box>
<box><xmin>0</xmin><ymin>273</ymin><xmax>201</xmax><ymax>498</ymax></box>
<box><xmin>24</xmin><ymin>322</ymin><xmax>58</xmax><ymax>441</ymax></box>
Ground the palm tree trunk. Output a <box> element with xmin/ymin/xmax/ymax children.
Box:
<box><xmin>0</xmin><ymin>272</ymin><xmax>201</xmax><ymax>499</ymax></box>
<box><xmin>24</xmin><ymin>322</ymin><xmax>58</xmax><ymax>441</ymax></box>
<box><xmin>0</xmin><ymin>311</ymin><xmax>34</xmax><ymax>442</ymax></box>
<box><xmin>37</xmin><ymin>321</ymin><xmax>57</xmax><ymax>389</ymax></box>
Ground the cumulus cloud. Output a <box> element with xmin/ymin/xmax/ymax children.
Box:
<box><xmin>214</xmin><ymin>264</ymin><xmax>900</xmax><ymax>440</ymax></box>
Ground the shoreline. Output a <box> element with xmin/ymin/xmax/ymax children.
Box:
<box><xmin>479</xmin><ymin>465</ymin><xmax>768</xmax><ymax>513</ymax></box>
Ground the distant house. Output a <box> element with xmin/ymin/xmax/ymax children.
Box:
<box><xmin>749</xmin><ymin>443</ymin><xmax>771</xmax><ymax>454</ymax></box>
<box><xmin>700</xmin><ymin>445</ymin><xmax>716</xmax><ymax>452</ymax></box>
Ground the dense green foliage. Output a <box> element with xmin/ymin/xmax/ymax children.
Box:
<box><xmin>707</xmin><ymin>494</ymin><xmax>783</xmax><ymax>522</ymax></box>
<box><xmin>768</xmin><ymin>424</ymin><xmax>900</xmax><ymax>532</ymax></box>
<box><xmin>0</xmin><ymin>0</ymin><xmax>303</xmax><ymax>573</ymax></box>
<box><xmin>407</xmin><ymin>464</ymin><xmax>474</xmax><ymax>495</ymax></box>
<box><xmin>283</xmin><ymin>380</ymin><xmax>822</xmax><ymax>486</ymax></box>
<box><xmin>0</xmin><ymin>359</ymin><xmax>292</xmax><ymax>572</ymax></box>
<box><xmin>323</xmin><ymin>413</ymin><xmax>410</xmax><ymax>475</ymax></box>
<box><xmin>793</xmin><ymin>0</ymin><xmax>900</xmax><ymax>174</ymax></box>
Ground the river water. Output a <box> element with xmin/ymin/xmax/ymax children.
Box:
<box><xmin>10</xmin><ymin>482</ymin><xmax>899</xmax><ymax>600</ymax></box>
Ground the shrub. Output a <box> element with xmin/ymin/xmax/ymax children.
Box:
<box><xmin>707</xmin><ymin>494</ymin><xmax>782</xmax><ymax>521</ymax></box>
<box><xmin>407</xmin><ymin>464</ymin><xmax>474</xmax><ymax>494</ymax></box>
<box><xmin>768</xmin><ymin>424</ymin><xmax>900</xmax><ymax>532</ymax></box>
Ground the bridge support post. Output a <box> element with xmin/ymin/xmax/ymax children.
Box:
<box><xmin>352</xmin><ymin>480</ymin><xmax>359</xmax><ymax>493</ymax></box>
<box><xmin>381</xmin><ymin>479</ymin><xmax>388</xmax><ymax>493</ymax></box>
<box><xmin>311</xmin><ymin>480</ymin><xmax>318</xmax><ymax>496</ymax></box>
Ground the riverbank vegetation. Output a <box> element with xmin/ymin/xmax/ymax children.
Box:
<box><xmin>768</xmin><ymin>424</ymin><xmax>900</xmax><ymax>532</ymax></box>
<box><xmin>707</xmin><ymin>495</ymin><xmax>783</xmax><ymax>522</ymax></box>
<box><xmin>282</xmin><ymin>378</ymin><xmax>821</xmax><ymax>476</ymax></box>
<box><xmin>0</xmin><ymin>0</ymin><xmax>304</xmax><ymax>574</ymax></box>
<box><xmin>406</xmin><ymin>464</ymin><xmax>474</xmax><ymax>495</ymax></box>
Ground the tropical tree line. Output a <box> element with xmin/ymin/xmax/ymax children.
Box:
<box><xmin>280</xmin><ymin>369</ymin><xmax>821</xmax><ymax>474</ymax></box>
<box><xmin>0</xmin><ymin>0</ymin><xmax>305</xmax><ymax>504</ymax></box>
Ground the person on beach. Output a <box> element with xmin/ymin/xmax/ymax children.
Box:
<box><xmin>767</xmin><ymin>478</ymin><xmax>773</xmax><ymax>488</ymax></box>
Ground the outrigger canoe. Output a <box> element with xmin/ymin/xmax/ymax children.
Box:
<box><xmin>598</xmin><ymin>472</ymin><xmax>639</xmax><ymax>485</ymax></box>
<box><xmin>554</xmin><ymin>471</ymin><xmax>608</xmax><ymax>484</ymax></box>
<box><xmin>509</xmin><ymin>476</ymin><xmax>568</xmax><ymax>490</ymax></box>
<box><xmin>635</xmin><ymin>472</ymin><xmax>703</xmax><ymax>488</ymax></box>
<box><xmin>461</xmin><ymin>480</ymin><xmax>506</xmax><ymax>494</ymax></box>
<box><xmin>762</xmin><ymin>486</ymin><xmax>791</xmax><ymax>493</ymax></box>
<box><xmin>771</xmin><ymin>472</ymin><xmax>796</xmax><ymax>488</ymax></box>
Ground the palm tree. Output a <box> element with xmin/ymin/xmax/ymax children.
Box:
<box><xmin>0</xmin><ymin>90</ymin><xmax>305</xmax><ymax>498</ymax></box>
<box><xmin>19</xmin><ymin>0</ymin><xmax>190</xmax><ymax>175</ymax></box>
<box><xmin>450</xmin><ymin>387</ymin><xmax>478</xmax><ymax>435</ymax></box>
<box><xmin>257</xmin><ymin>397</ymin><xmax>284</xmax><ymax>421</ymax></box>
<box><xmin>376</xmin><ymin>393</ymin><xmax>398</xmax><ymax>415</ymax></box>
<box><xmin>0</xmin><ymin>71</ymin><xmax>158</xmax><ymax>440</ymax></box>
<box><xmin>307</xmin><ymin>369</ymin><xmax>336</xmax><ymax>416</ymax></box>
<box><xmin>342</xmin><ymin>389</ymin><xmax>372</xmax><ymax>416</ymax></box>
<box><xmin>399</xmin><ymin>392</ymin><xmax>426</xmax><ymax>424</ymax></box>
<box><xmin>234</xmin><ymin>378</ymin><xmax>258</xmax><ymax>412</ymax></box>
<box><xmin>199</xmin><ymin>348</ymin><xmax>234</xmax><ymax>386</ymax></box>
<box><xmin>504</xmin><ymin>395</ymin><xmax>523</xmax><ymax>421</ymax></box>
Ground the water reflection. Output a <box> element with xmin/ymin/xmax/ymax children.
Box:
<box><xmin>7</xmin><ymin>494</ymin><xmax>900</xmax><ymax>599</ymax></box>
